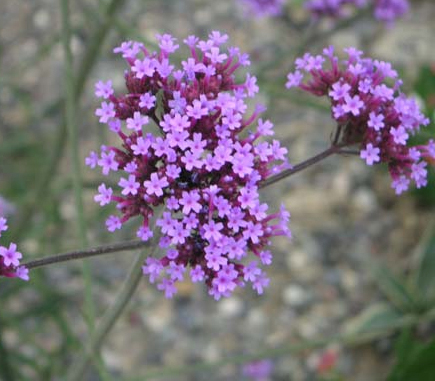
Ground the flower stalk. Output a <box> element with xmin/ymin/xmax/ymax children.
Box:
<box><xmin>22</xmin><ymin>240</ymin><xmax>150</xmax><ymax>269</ymax></box>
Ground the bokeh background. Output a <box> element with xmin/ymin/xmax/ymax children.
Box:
<box><xmin>1</xmin><ymin>0</ymin><xmax>435</xmax><ymax>380</ymax></box>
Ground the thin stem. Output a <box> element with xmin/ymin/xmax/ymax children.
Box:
<box><xmin>74</xmin><ymin>0</ymin><xmax>128</xmax><ymax>98</ymax></box>
<box><xmin>12</xmin><ymin>0</ymin><xmax>128</xmax><ymax>240</ymax></box>
<box><xmin>65</xmin><ymin>239</ymin><xmax>160</xmax><ymax>381</ymax></box>
<box><xmin>61</xmin><ymin>1</ymin><xmax>110</xmax><ymax>378</ymax></box>
<box><xmin>61</xmin><ymin>0</ymin><xmax>95</xmax><ymax>331</ymax></box>
<box><xmin>260</xmin><ymin>145</ymin><xmax>340</xmax><ymax>189</ymax></box>
<box><xmin>338</xmin><ymin>149</ymin><xmax>360</xmax><ymax>155</ymax></box>
<box><xmin>22</xmin><ymin>240</ymin><xmax>149</xmax><ymax>270</ymax></box>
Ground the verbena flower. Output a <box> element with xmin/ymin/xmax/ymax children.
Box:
<box><xmin>89</xmin><ymin>32</ymin><xmax>291</xmax><ymax>299</ymax></box>
<box><xmin>286</xmin><ymin>46</ymin><xmax>433</xmax><ymax>195</ymax></box>
<box><xmin>0</xmin><ymin>217</ymin><xmax>29</xmax><ymax>281</ymax></box>
<box><xmin>239</xmin><ymin>0</ymin><xmax>286</xmax><ymax>17</ymax></box>
<box><xmin>305</xmin><ymin>0</ymin><xmax>409</xmax><ymax>24</ymax></box>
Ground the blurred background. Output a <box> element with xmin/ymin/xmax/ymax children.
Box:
<box><xmin>0</xmin><ymin>0</ymin><xmax>435</xmax><ymax>380</ymax></box>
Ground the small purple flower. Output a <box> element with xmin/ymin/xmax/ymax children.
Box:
<box><xmin>15</xmin><ymin>266</ymin><xmax>29</xmax><ymax>281</ymax></box>
<box><xmin>329</xmin><ymin>81</ymin><xmax>351</xmax><ymax>101</ymax></box>
<box><xmin>203</xmin><ymin>220</ymin><xmax>224</xmax><ymax>241</ymax></box>
<box><xmin>285</xmin><ymin>71</ymin><xmax>304</xmax><ymax>89</ymax></box>
<box><xmin>156</xmin><ymin>33</ymin><xmax>179</xmax><ymax>53</ymax></box>
<box><xmin>391</xmin><ymin>175</ymin><xmax>410</xmax><ymax>195</ymax></box>
<box><xmin>190</xmin><ymin>265</ymin><xmax>205</xmax><ymax>282</ymax></box>
<box><xmin>252</xmin><ymin>273</ymin><xmax>270</xmax><ymax>294</ymax></box>
<box><xmin>137</xmin><ymin>225</ymin><xmax>153</xmax><ymax>241</ymax></box>
<box><xmin>167</xmin><ymin>261</ymin><xmax>185</xmax><ymax>281</ymax></box>
<box><xmin>132</xmin><ymin>57</ymin><xmax>156</xmax><ymax>79</ymax></box>
<box><xmin>367</xmin><ymin>112</ymin><xmax>385</xmax><ymax>131</ymax></box>
<box><xmin>95</xmin><ymin>80</ymin><xmax>114</xmax><ymax>99</ymax></box>
<box><xmin>95</xmin><ymin>101</ymin><xmax>116</xmax><ymax>123</ymax></box>
<box><xmin>0</xmin><ymin>243</ymin><xmax>22</xmax><ymax>267</ymax></box>
<box><xmin>126</xmin><ymin>111</ymin><xmax>149</xmax><ymax>132</ymax></box>
<box><xmin>131</xmin><ymin>137</ymin><xmax>151</xmax><ymax>155</ymax></box>
<box><xmin>186</xmin><ymin>100</ymin><xmax>208</xmax><ymax>119</ymax></box>
<box><xmin>85</xmin><ymin>151</ymin><xmax>99</xmax><ymax>168</ymax></box>
<box><xmin>143</xmin><ymin>173</ymin><xmax>168</xmax><ymax>197</ymax></box>
<box><xmin>243</xmin><ymin>221</ymin><xmax>264</xmax><ymax>244</ymax></box>
<box><xmin>94</xmin><ymin>183</ymin><xmax>113</xmax><ymax>206</ymax></box>
<box><xmin>119</xmin><ymin>175</ymin><xmax>140</xmax><ymax>196</ymax></box>
<box><xmin>157</xmin><ymin>278</ymin><xmax>177</xmax><ymax>298</ymax></box>
<box><xmin>343</xmin><ymin>94</ymin><xmax>364</xmax><ymax>116</ymax></box>
<box><xmin>106</xmin><ymin>215</ymin><xmax>122</xmax><ymax>232</ymax></box>
<box><xmin>98</xmin><ymin>150</ymin><xmax>119</xmax><ymax>175</ymax></box>
<box><xmin>243</xmin><ymin>261</ymin><xmax>261</xmax><ymax>282</ymax></box>
<box><xmin>390</xmin><ymin>126</ymin><xmax>408</xmax><ymax>145</ymax></box>
<box><xmin>205</xmin><ymin>250</ymin><xmax>228</xmax><ymax>271</ymax></box>
<box><xmin>139</xmin><ymin>93</ymin><xmax>156</xmax><ymax>109</ymax></box>
<box><xmin>360</xmin><ymin>143</ymin><xmax>381</xmax><ymax>165</ymax></box>
<box><xmin>179</xmin><ymin>190</ymin><xmax>202</xmax><ymax>215</ymax></box>
<box><xmin>143</xmin><ymin>257</ymin><xmax>163</xmax><ymax>283</ymax></box>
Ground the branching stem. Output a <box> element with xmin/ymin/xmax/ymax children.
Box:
<box><xmin>260</xmin><ymin>145</ymin><xmax>342</xmax><ymax>189</ymax></box>
<box><xmin>22</xmin><ymin>240</ymin><xmax>149</xmax><ymax>269</ymax></box>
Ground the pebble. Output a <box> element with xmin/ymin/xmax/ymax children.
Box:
<box><xmin>282</xmin><ymin>284</ymin><xmax>311</xmax><ymax>307</ymax></box>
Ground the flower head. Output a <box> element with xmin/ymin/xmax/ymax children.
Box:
<box><xmin>90</xmin><ymin>32</ymin><xmax>291</xmax><ymax>299</ymax></box>
<box><xmin>286</xmin><ymin>46</ymin><xmax>432</xmax><ymax>195</ymax></box>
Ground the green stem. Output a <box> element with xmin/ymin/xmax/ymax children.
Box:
<box><xmin>12</xmin><ymin>0</ymin><xmax>128</xmax><ymax>241</ymax></box>
<box><xmin>65</xmin><ymin>241</ymin><xmax>160</xmax><ymax>381</ymax></box>
<box><xmin>61</xmin><ymin>0</ymin><xmax>95</xmax><ymax>330</ymax></box>
<box><xmin>61</xmin><ymin>1</ymin><xmax>117</xmax><ymax>379</ymax></box>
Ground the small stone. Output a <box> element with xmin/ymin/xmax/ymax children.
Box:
<box><xmin>282</xmin><ymin>284</ymin><xmax>310</xmax><ymax>307</ymax></box>
<box><xmin>217</xmin><ymin>297</ymin><xmax>243</xmax><ymax>317</ymax></box>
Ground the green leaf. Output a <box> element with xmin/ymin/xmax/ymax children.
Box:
<box><xmin>388</xmin><ymin>337</ymin><xmax>435</xmax><ymax>381</ymax></box>
<box><xmin>343</xmin><ymin>303</ymin><xmax>404</xmax><ymax>335</ymax></box>
<box><xmin>414</xmin><ymin>223</ymin><xmax>435</xmax><ymax>305</ymax></box>
<box><xmin>369</xmin><ymin>263</ymin><xmax>418</xmax><ymax>313</ymax></box>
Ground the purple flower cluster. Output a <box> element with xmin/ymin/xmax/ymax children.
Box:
<box><xmin>239</xmin><ymin>0</ymin><xmax>286</xmax><ymax>17</ymax></box>
<box><xmin>286</xmin><ymin>46</ymin><xmax>434</xmax><ymax>195</ymax></box>
<box><xmin>0</xmin><ymin>217</ymin><xmax>28</xmax><ymax>281</ymax></box>
<box><xmin>305</xmin><ymin>0</ymin><xmax>409</xmax><ymax>24</ymax></box>
<box><xmin>89</xmin><ymin>32</ymin><xmax>291</xmax><ymax>299</ymax></box>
